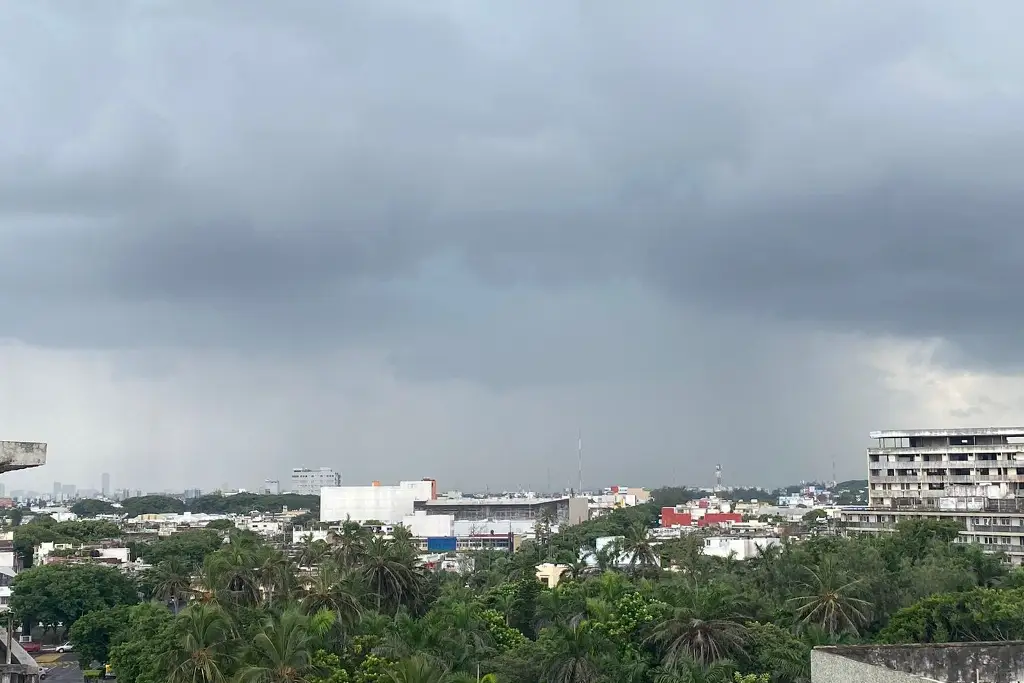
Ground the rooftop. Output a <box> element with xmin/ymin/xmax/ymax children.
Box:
<box><xmin>424</xmin><ymin>496</ymin><xmax>570</xmax><ymax>506</ymax></box>
<box><xmin>870</xmin><ymin>427</ymin><xmax>1024</xmax><ymax>439</ymax></box>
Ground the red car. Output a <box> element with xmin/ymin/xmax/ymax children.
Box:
<box><xmin>19</xmin><ymin>641</ymin><xmax>40</xmax><ymax>654</ymax></box>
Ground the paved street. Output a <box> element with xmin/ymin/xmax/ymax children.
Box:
<box><xmin>36</xmin><ymin>653</ymin><xmax>85</xmax><ymax>682</ymax></box>
<box><xmin>42</xmin><ymin>666</ymin><xmax>84</xmax><ymax>682</ymax></box>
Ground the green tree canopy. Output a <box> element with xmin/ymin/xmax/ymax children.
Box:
<box><xmin>119</xmin><ymin>495</ymin><xmax>186</xmax><ymax>517</ymax></box>
<box><xmin>12</xmin><ymin>564</ymin><xmax>139</xmax><ymax>634</ymax></box>
<box><xmin>70</xmin><ymin>499</ymin><xmax>118</xmax><ymax>518</ymax></box>
<box><xmin>133</xmin><ymin>529</ymin><xmax>224</xmax><ymax>568</ymax></box>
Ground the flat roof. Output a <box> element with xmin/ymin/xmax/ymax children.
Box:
<box><xmin>422</xmin><ymin>497</ymin><xmax>570</xmax><ymax>506</ymax></box>
<box><xmin>870</xmin><ymin>427</ymin><xmax>1024</xmax><ymax>438</ymax></box>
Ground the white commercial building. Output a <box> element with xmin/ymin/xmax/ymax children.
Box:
<box><xmin>320</xmin><ymin>480</ymin><xmax>435</xmax><ymax>523</ymax></box>
<box><xmin>702</xmin><ymin>536</ymin><xmax>782</xmax><ymax>561</ymax></box>
<box><xmin>291</xmin><ymin>467</ymin><xmax>342</xmax><ymax>496</ymax></box>
<box><xmin>402</xmin><ymin>511</ymin><xmax>455</xmax><ymax>537</ymax></box>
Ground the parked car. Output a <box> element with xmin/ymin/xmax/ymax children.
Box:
<box><xmin>56</xmin><ymin>642</ymin><xmax>73</xmax><ymax>653</ymax></box>
<box><xmin>39</xmin><ymin>667</ymin><xmax>49</xmax><ymax>679</ymax></box>
<box><xmin>20</xmin><ymin>641</ymin><xmax>40</xmax><ymax>653</ymax></box>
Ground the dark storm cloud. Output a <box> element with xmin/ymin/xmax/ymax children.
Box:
<box><xmin>2</xmin><ymin>1</ymin><xmax>1023</xmax><ymax>366</ymax></box>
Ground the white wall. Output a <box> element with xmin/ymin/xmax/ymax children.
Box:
<box><xmin>402</xmin><ymin>512</ymin><xmax>454</xmax><ymax>537</ymax></box>
<box><xmin>0</xmin><ymin>550</ymin><xmax>19</xmax><ymax>572</ymax></box>
<box><xmin>453</xmin><ymin>519</ymin><xmax>534</xmax><ymax>537</ymax></box>
<box><xmin>321</xmin><ymin>483</ymin><xmax>432</xmax><ymax>523</ymax></box>
<box><xmin>292</xmin><ymin>528</ymin><xmax>330</xmax><ymax>544</ymax></box>
<box><xmin>702</xmin><ymin>536</ymin><xmax>781</xmax><ymax>561</ymax></box>
<box><xmin>99</xmin><ymin>547</ymin><xmax>131</xmax><ymax>563</ymax></box>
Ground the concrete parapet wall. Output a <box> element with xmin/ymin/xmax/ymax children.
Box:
<box><xmin>814</xmin><ymin>641</ymin><xmax>1024</xmax><ymax>683</ymax></box>
<box><xmin>0</xmin><ymin>442</ymin><xmax>46</xmax><ymax>474</ymax></box>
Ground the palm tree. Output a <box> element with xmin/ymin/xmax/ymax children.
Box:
<box><xmin>391</xmin><ymin>524</ymin><xmax>416</xmax><ymax>551</ymax></box>
<box><xmin>150</xmin><ymin>557</ymin><xmax>193</xmax><ymax>614</ymax></box>
<box><xmin>567</xmin><ymin>555</ymin><xmax>591</xmax><ymax>581</ymax></box>
<box><xmin>540</xmin><ymin>623</ymin><xmax>609</xmax><ymax>683</ymax></box>
<box><xmin>651</xmin><ymin>657</ymin><xmax>735</xmax><ymax>683</ymax></box>
<box><xmin>299</xmin><ymin>562</ymin><xmax>364</xmax><ymax>628</ymax></box>
<box><xmin>163</xmin><ymin>604</ymin><xmax>235</xmax><ymax>683</ymax></box>
<box><xmin>361</xmin><ymin>537</ymin><xmax>424</xmax><ymax>613</ymax></box>
<box><xmin>203</xmin><ymin>542</ymin><xmax>260</xmax><ymax>606</ymax></box>
<box><xmin>253</xmin><ymin>546</ymin><xmax>295</xmax><ymax>607</ymax></box>
<box><xmin>535</xmin><ymin>586</ymin><xmax>586</xmax><ymax>630</ymax></box>
<box><xmin>620</xmin><ymin>522</ymin><xmax>660</xmax><ymax>574</ymax></box>
<box><xmin>295</xmin><ymin>536</ymin><xmax>330</xmax><ymax>568</ymax></box>
<box><xmin>328</xmin><ymin>521</ymin><xmax>370</xmax><ymax>569</ymax></box>
<box><xmin>385</xmin><ymin>655</ymin><xmax>448</xmax><ymax>683</ymax></box>
<box><xmin>433</xmin><ymin>600</ymin><xmax>494</xmax><ymax>669</ymax></box>
<box><xmin>646</xmin><ymin>584</ymin><xmax>749</xmax><ymax>666</ymax></box>
<box><xmin>787</xmin><ymin>557</ymin><xmax>872</xmax><ymax>637</ymax></box>
<box><xmin>375</xmin><ymin>611</ymin><xmax>449</xmax><ymax>673</ymax></box>
<box><xmin>492</xmin><ymin>591</ymin><xmax>517</xmax><ymax>626</ymax></box>
<box><xmin>236</xmin><ymin>608</ymin><xmax>316</xmax><ymax>683</ymax></box>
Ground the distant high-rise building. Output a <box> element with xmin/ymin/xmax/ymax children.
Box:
<box><xmin>101</xmin><ymin>473</ymin><xmax>110</xmax><ymax>496</ymax></box>
<box><xmin>0</xmin><ymin>483</ymin><xmax>6</xmax><ymax>497</ymax></box>
<box><xmin>184</xmin><ymin>488</ymin><xmax>202</xmax><ymax>499</ymax></box>
<box><xmin>62</xmin><ymin>484</ymin><xmax>76</xmax><ymax>500</ymax></box>
<box><xmin>290</xmin><ymin>467</ymin><xmax>342</xmax><ymax>496</ymax></box>
<box><xmin>264</xmin><ymin>480</ymin><xmax>280</xmax><ymax>495</ymax></box>
<box><xmin>52</xmin><ymin>481</ymin><xmax>62</xmax><ymax>501</ymax></box>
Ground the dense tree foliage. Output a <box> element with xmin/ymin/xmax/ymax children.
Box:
<box><xmin>115</xmin><ymin>492</ymin><xmax>320</xmax><ymax>518</ymax></box>
<box><xmin>188</xmin><ymin>492</ymin><xmax>320</xmax><ymax>516</ymax></box>
<box><xmin>132</xmin><ymin>529</ymin><xmax>225</xmax><ymax>568</ymax></box>
<box><xmin>12</xmin><ymin>564</ymin><xmax>138</xmax><ymax>635</ymax></box>
<box><xmin>13</xmin><ymin>518</ymin><xmax>123</xmax><ymax>567</ymax></box>
<box><xmin>70</xmin><ymin>499</ymin><xmax>118</xmax><ymax>517</ymax></box>
<box><xmin>119</xmin><ymin>495</ymin><xmax>187</xmax><ymax>517</ymax></box>
<box><xmin>46</xmin><ymin>505</ymin><xmax>1024</xmax><ymax>682</ymax></box>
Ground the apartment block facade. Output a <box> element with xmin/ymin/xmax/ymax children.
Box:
<box><xmin>843</xmin><ymin>427</ymin><xmax>1024</xmax><ymax>563</ymax></box>
<box><xmin>290</xmin><ymin>467</ymin><xmax>342</xmax><ymax>496</ymax></box>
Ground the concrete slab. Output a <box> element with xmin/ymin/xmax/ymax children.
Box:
<box><xmin>0</xmin><ymin>442</ymin><xmax>46</xmax><ymax>474</ymax></box>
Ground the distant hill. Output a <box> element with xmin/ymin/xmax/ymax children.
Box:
<box><xmin>834</xmin><ymin>479</ymin><xmax>868</xmax><ymax>491</ymax></box>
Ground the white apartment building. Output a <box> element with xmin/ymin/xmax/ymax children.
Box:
<box><xmin>842</xmin><ymin>427</ymin><xmax>1024</xmax><ymax>563</ymax></box>
<box><xmin>291</xmin><ymin>467</ymin><xmax>342</xmax><ymax>496</ymax></box>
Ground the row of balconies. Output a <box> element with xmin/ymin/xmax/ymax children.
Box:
<box><xmin>968</xmin><ymin>524</ymin><xmax>1022</xmax><ymax>533</ymax></box>
<box><xmin>843</xmin><ymin>520</ymin><xmax>1024</xmax><ymax>544</ymax></box>
<box><xmin>870</xmin><ymin>474</ymin><xmax>1020</xmax><ymax>483</ymax></box>
<box><xmin>869</xmin><ymin>444</ymin><xmax>1024</xmax><ymax>456</ymax></box>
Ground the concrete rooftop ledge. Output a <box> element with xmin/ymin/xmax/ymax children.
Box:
<box><xmin>870</xmin><ymin>427</ymin><xmax>1024</xmax><ymax>439</ymax></box>
<box><xmin>0</xmin><ymin>442</ymin><xmax>46</xmax><ymax>474</ymax></box>
<box><xmin>812</xmin><ymin>641</ymin><xmax>1024</xmax><ymax>682</ymax></box>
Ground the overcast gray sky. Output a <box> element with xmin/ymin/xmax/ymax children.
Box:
<box><xmin>2</xmin><ymin>1</ymin><xmax>1023</xmax><ymax>494</ymax></box>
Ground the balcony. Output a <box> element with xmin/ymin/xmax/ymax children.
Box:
<box><xmin>968</xmin><ymin>524</ymin><xmax>1021</xmax><ymax>533</ymax></box>
<box><xmin>839</xmin><ymin>521</ymin><xmax>893</xmax><ymax>530</ymax></box>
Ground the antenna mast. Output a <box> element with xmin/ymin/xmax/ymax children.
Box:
<box><xmin>577</xmin><ymin>429</ymin><xmax>583</xmax><ymax>495</ymax></box>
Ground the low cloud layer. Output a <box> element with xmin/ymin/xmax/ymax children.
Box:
<box><xmin>1</xmin><ymin>2</ymin><xmax>1023</xmax><ymax>491</ymax></box>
